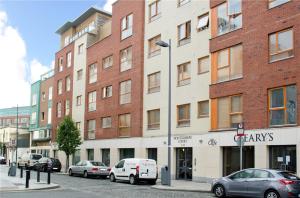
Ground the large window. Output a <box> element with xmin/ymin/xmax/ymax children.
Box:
<box><xmin>88</xmin><ymin>91</ymin><xmax>96</xmax><ymax>112</ymax></box>
<box><xmin>147</xmin><ymin>109</ymin><xmax>160</xmax><ymax>129</ymax></box>
<box><xmin>149</xmin><ymin>0</ymin><xmax>161</xmax><ymax>22</ymax></box>
<box><xmin>120</xmin><ymin>47</ymin><xmax>132</xmax><ymax>72</ymax></box>
<box><xmin>269</xmin><ymin>85</ymin><xmax>296</xmax><ymax>126</ymax></box>
<box><xmin>121</xmin><ymin>14</ymin><xmax>133</xmax><ymax>40</ymax></box>
<box><xmin>178</xmin><ymin>62</ymin><xmax>191</xmax><ymax>86</ymax></box>
<box><xmin>213</xmin><ymin>0</ymin><xmax>242</xmax><ymax>37</ymax></box>
<box><xmin>119</xmin><ymin>148</ymin><xmax>134</xmax><ymax>160</ymax></box>
<box><xmin>101</xmin><ymin>117</ymin><xmax>112</xmax><ymax>128</ymax></box>
<box><xmin>103</xmin><ymin>55</ymin><xmax>113</xmax><ymax>69</ymax></box>
<box><xmin>89</xmin><ymin>64</ymin><xmax>97</xmax><ymax>84</ymax></box>
<box><xmin>212</xmin><ymin>44</ymin><xmax>242</xmax><ymax>83</ymax></box>
<box><xmin>88</xmin><ymin>120</ymin><xmax>95</xmax><ymax>139</ymax></box>
<box><xmin>102</xmin><ymin>85</ymin><xmax>112</xmax><ymax>98</ymax></box>
<box><xmin>67</xmin><ymin>51</ymin><xmax>72</xmax><ymax>67</ymax></box>
<box><xmin>269</xmin><ymin>28</ymin><xmax>293</xmax><ymax>62</ymax></box>
<box><xmin>269</xmin><ymin>145</ymin><xmax>296</xmax><ymax>172</ymax></box>
<box><xmin>148</xmin><ymin>72</ymin><xmax>160</xmax><ymax>93</ymax></box>
<box><xmin>119</xmin><ymin>114</ymin><xmax>131</xmax><ymax>137</ymax></box>
<box><xmin>177</xmin><ymin>104</ymin><xmax>190</xmax><ymax>127</ymax></box>
<box><xmin>65</xmin><ymin>100</ymin><xmax>70</xmax><ymax>116</ymax></box>
<box><xmin>178</xmin><ymin>21</ymin><xmax>191</xmax><ymax>46</ymax></box>
<box><xmin>269</xmin><ymin>0</ymin><xmax>290</xmax><ymax>9</ymax></box>
<box><xmin>66</xmin><ymin>76</ymin><xmax>71</xmax><ymax>92</ymax></box>
<box><xmin>58</xmin><ymin>80</ymin><xmax>62</xmax><ymax>95</ymax></box>
<box><xmin>120</xmin><ymin>80</ymin><xmax>131</xmax><ymax>104</ymax></box>
<box><xmin>148</xmin><ymin>35</ymin><xmax>161</xmax><ymax>57</ymax></box>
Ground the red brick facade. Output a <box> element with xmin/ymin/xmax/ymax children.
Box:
<box><xmin>210</xmin><ymin>0</ymin><xmax>300</xmax><ymax>130</ymax></box>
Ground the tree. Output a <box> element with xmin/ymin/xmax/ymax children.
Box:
<box><xmin>56</xmin><ymin>116</ymin><xmax>81</xmax><ymax>172</ymax></box>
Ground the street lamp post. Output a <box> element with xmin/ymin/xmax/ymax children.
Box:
<box><xmin>156</xmin><ymin>39</ymin><xmax>171</xmax><ymax>186</ymax></box>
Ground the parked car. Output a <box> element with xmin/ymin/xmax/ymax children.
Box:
<box><xmin>68</xmin><ymin>160</ymin><xmax>110</xmax><ymax>179</ymax></box>
<box><xmin>17</xmin><ymin>153</ymin><xmax>42</xmax><ymax>169</ymax></box>
<box><xmin>0</xmin><ymin>156</ymin><xmax>6</xmax><ymax>164</ymax></box>
<box><xmin>33</xmin><ymin>157</ymin><xmax>61</xmax><ymax>172</ymax></box>
<box><xmin>211</xmin><ymin>168</ymin><xmax>300</xmax><ymax>198</ymax></box>
<box><xmin>109</xmin><ymin>158</ymin><xmax>157</xmax><ymax>185</ymax></box>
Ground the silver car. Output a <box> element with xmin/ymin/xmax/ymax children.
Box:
<box><xmin>212</xmin><ymin>168</ymin><xmax>300</xmax><ymax>198</ymax></box>
<box><xmin>68</xmin><ymin>160</ymin><xmax>110</xmax><ymax>179</ymax></box>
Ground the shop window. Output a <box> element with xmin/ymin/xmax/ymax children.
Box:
<box><xmin>178</xmin><ymin>21</ymin><xmax>191</xmax><ymax>46</ymax></box>
<box><xmin>269</xmin><ymin>85</ymin><xmax>296</xmax><ymax>126</ymax></box>
<box><xmin>147</xmin><ymin>109</ymin><xmax>160</xmax><ymax>129</ymax></box>
<box><xmin>72</xmin><ymin>150</ymin><xmax>80</xmax><ymax>165</ymax></box>
<box><xmin>119</xmin><ymin>114</ymin><xmax>131</xmax><ymax>137</ymax></box>
<box><xmin>147</xmin><ymin>148</ymin><xmax>157</xmax><ymax>161</ymax></box>
<box><xmin>269</xmin><ymin>0</ymin><xmax>290</xmax><ymax>9</ymax></box>
<box><xmin>148</xmin><ymin>35</ymin><xmax>161</xmax><ymax>57</ymax></box>
<box><xmin>121</xmin><ymin>14</ymin><xmax>133</xmax><ymax>40</ymax></box>
<box><xmin>87</xmin><ymin>149</ymin><xmax>94</xmax><ymax>161</ymax></box>
<box><xmin>177</xmin><ymin>104</ymin><xmax>190</xmax><ymax>127</ymax></box>
<box><xmin>120</xmin><ymin>47</ymin><xmax>132</xmax><ymax>72</ymax></box>
<box><xmin>148</xmin><ymin>72</ymin><xmax>160</xmax><ymax>93</ymax></box>
<box><xmin>177</xmin><ymin>62</ymin><xmax>191</xmax><ymax>86</ymax></box>
<box><xmin>149</xmin><ymin>0</ymin><xmax>161</xmax><ymax>22</ymax></box>
<box><xmin>102</xmin><ymin>149</ymin><xmax>110</xmax><ymax>166</ymax></box>
<box><xmin>269</xmin><ymin>28</ymin><xmax>293</xmax><ymax>62</ymax></box>
<box><xmin>269</xmin><ymin>145</ymin><xmax>296</xmax><ymax>172</ymax></box>
<box><xmin>119</xmin><ymin>148</ymin><xmax>134</xmax><ymax>160</ymax></box>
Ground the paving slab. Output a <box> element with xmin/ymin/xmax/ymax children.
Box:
<box><xmin>151</xmin><ymin>180</ymin><xmax>211</xmax><ymax>192</ymax></box>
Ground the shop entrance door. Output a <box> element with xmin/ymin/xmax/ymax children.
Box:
<box><xmin>176</xmin><ymin>147</ymin><xmax>192</xmax><ymax>180</ymax></box>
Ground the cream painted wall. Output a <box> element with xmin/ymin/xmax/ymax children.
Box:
<box><xmin>143</xmin><ymin>0</ymin><xmax>211</xmax><ymax>138</ymax></box>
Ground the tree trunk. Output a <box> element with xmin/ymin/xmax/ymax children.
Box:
<box><xmin>65</xmin><ymin>154</ymin><xmax>69</xmax><ymax>173</ymax></box>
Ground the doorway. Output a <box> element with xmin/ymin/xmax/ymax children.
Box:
<box><xmin>176</xmin><ymin>147</ymin><xmax>192</xmax><ymax>180</ymax></box>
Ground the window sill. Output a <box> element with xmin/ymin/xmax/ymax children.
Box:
<box><xmin>210</xmin><ymin>77</ymin><xmax>243</xmax><ymax>86</ymax></box>
<box><xmin>269</xmin><ymin>56</ymin><xmax>294</xmax><ymax>64</ymax></box>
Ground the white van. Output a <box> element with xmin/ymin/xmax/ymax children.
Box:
<box><xmin>18</xmin><ymin>153</ymin><xmax>42</xmax><ymax>168</ymax></box>
<box><xmin>109</xmin><ymin>158</ymin><xmax>157</xmax><ymax>185</ymax></box>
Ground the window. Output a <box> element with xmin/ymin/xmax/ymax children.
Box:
<box><xmin>103</xmin><ymin>55</ymin><xmax>113</xmax><ymax>69</ymax></box>
<box><xmin>119</xmin><ymin>114</ymin><xmax>131</xmax><ymax>136</ymax></box>
<box><xmin>57</xmin><ymin>102</ymin><xmax>62</xmax><ymax>118</ymax></box>
<box><xmin>88</xmin><ymin>91</ymin><xmax>96</xmax><ymax>112</ymax></box>
<box><xmin>198</xmin><ymin>100</ymin><xmax>209</xmax><ymax>118</ymax></box>
<box><xmin>269</xmin><ymin>145</ymin><xmax>296</xmax><ymax>172</ymax></box>
<box><xmin>67</xmin><ymin>52</ymin><xmax>72</xmax><ymax>67</ymax></box>
<box><xmin>120</xmin><ymin>80</ymin><xmax>131</xmax><ymax>104</ymax></box>
<box><xmin>89</xmin><ymin>64</ymin><xmax>97</xmax><ymax>84</ymax></box>
<box><xmin>78</xmin><ymin>44</ymin><xmax>84</xmax><ymax>54</ymax></box>
<box><xmin>148</xmin><ymin>35</ymin><xmax>161</xmax><ymax>57</ymax></box>
<box><xmin>269</xmin><ymin>0</ymin><xmax>290</xmax><ymax>9</ymax></box>
<box><xmin>149</xmin><ymin>0</ymin><xmax>161</xmax><ymax>22</ymax></box>
<box><xmin>76</xmin><ymin>95</ymin><xmax>82</xmax><ymax>106</ymax></box>
<box><xmin>76</xmin><ymin>122</ymin><xmax>81</xmax><ymax>131</ymax></box>
<box><xmin>102</xmin><ymin>149</ymin><xmax>110</xmax><ymax>166</ymax></box>
<box><xmin>77</xmin><ymin>69</ymin><xmax>83</xmax><ymax>81</ymax></box>
<box><xmin>147</xmin><ymin>148</ymin><xmax>157</xmax><ymax>161</ymax></box>
<box><xmin>32</xmin><ymin>94</ymin><xmax>37</xmax><ymax>106</ymax></box>
<box><xmin>178</xmin><ymin>21</ymin><xmax>191</xmax><ymax>46</ymax></box>
<box><xmin>41</xmin><ymin>112</ymin><xmax>45</xmax><ymax>121</ymax></box>
<box><xmin>58</xmin><ymin>80</ymin><xmax>63</xmax><ymax>95</ymax></box>
<box><xmin>101</xmin><ymin>117</ymin><xmax>112</xmax><ymax>128</ymax></box>
<box><xmin>121</xmin><ymin>14</ymin><xmax>133</xmax><ymax>40</ymax></box>
<box><xmin>102</xmin><ymin>85</ymin><xmax>112</xmax><ymax>98</ymax></box>
<box><xmin>269</xmin><ymin>85</ymin><xmax>296</xmax><ymax>126</ymax></box>
<box><xmin>31</xmin><ymin>112</ymin><xmax>36</xmax><ymax>124</ymax></box>
<box><xmin>48</xmin><ymin>86</ymin><xmax>53</xmax><ymax>100</ymax></box>
<box><xmin>47</xmin><ymin>108</ymin><xmax>51</xmax><ymax>124</ymax></box>
<box><xmin>178</xmin><ymin>0</ymin><xmax>190</xmax><ymax>7</ymax></box>
<box><xmin>87</xmin><ymin>149</ymin><xmax>94</xmax><ymax>160</ymax></box>
<box><xmin>269</xmin><ymin>28</ymin><xmax>293</xmax><ymax>62</ymax></box>
<box><xmin>65</xmin><ymin>100</ymin><xmax>70</xmax><ymax>116</ymax></box>
<box><xmin>148</xmin><ymin>72</ymin><xmax>160</xmax><ymax>93</ymax></box>
<box><xmin>177</xmin><ymin>62</ymin><xmax>191</xmax><ymax>86</ymax></box>
<box><xmin>198</xmin><ymin>56</ymin><xmax>210</xmax><ymax>74</ymax></box>
<box><xmin>41</xmin><ymin>92</ymin><xmax>46</xmax><ymax>101</ymax></box>
<box><xmin>147</xmin><ymin>109</ymin><xmax>160</xmax><ymax>129</ymax></box>
<box><xmin>66</xmin><ymin>76</ymin><xmax>71</xmax><ymax>92</ymax></box>
<box><xmin>213</xmin><ymin>0</ymin><xmax>242</xmax><ymax>37</ymax></box>
<box><xmin>88</xmin><ymin>120</ymin><xmax>95</xmax><ymax>139</ymax></box>
<box><xmin>212</xmin><ymin>44</ymin><xmax>242</xmax><ymax>83</ymax></box>
<box><xmin>119</xmin><ymin>149</ymin><xmax>134</xmax><ymax>160</ymax></box>
<box><xmin>177</xmin><ymin>104</ymin><xmax>190</xmax><ymax>127</ymax></box>
<box><xmin>197</xmin><ymin>13</ymin><xmax>209</xmax><ymax>31</ymax></box>
<box><xmin>58</xmin><ymin>57</ymin><xmax>63</xmax><ymax>72</ymax></box>
<box><xmin>120</xmin><ymin>47</ymin><xmax>132</xmax><ymax>72</ymax></box>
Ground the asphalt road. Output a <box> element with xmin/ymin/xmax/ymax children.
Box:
<box><xmin>1</xmin><ymin>170</ymin><xmax>215</xmax><ymax>198</ymax></box>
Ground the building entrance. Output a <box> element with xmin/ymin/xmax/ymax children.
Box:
<box><xmin>176</xmin><ymin>147</ymin><xmax>192</xmax><ymax>180</ymax></box>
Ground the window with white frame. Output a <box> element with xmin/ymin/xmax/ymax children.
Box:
<box><xmin>121</xmin><ymin>14</ymin><xmax>133</xmax><ymax>40</ymax></box>
<box><xmin>67</xmin><ymin>51</ymin><xmax>72</xmax><ymax>67</ymax></box>
<box><xmin>58</xmin><ymin>80</ymin><xmax>63</xmax><ymax>95</ymax></box>
<box><xmin>88</xmin><ymin>91</ymin><xmax>96</xmax><ymax>112</ymax></box>
<box><xmin>120</xmin><ymin>80</ymin><xmax>131</xmax><ymax>104</ymax></box>
<box><xmin>57</xmin><ymin>102</ymin><xmax>61</xmax><ymax>118</ymax></box>
<box><xmin>88</xmin><ymin>120</ymin><xmax>96</xmax><ymax>139</ymax></box>
<box><xmin>89</xmin><ymin>64</ymin><xmax>97</xmax><ymax>84</ymax></box>
<box><xmin>66</xmin><ymin>76</ymin><xmax>71</xmax><ymax>91</ymax></box>
<box><xmin>102</xmin><ymin>85</ymin><xmax>112</xmax><ymax>98</ymax></box>
<box><xmin>101</xmin><ymin>117</ymin><xmax>112</xmax><ymax>128</ymax></box>
<box><xmin>197</xmin><ymin>13</ymin><xmax>209</xmax><ymax>31</ymax></box>
<box><xmin>120</xmin><ymin>47</ymin><xmax>132</xmax><ymax>72</ymax></box>
<box><xmin>65</xmin><ymin>100</ymin><xmax>70</xmax><ymax>116</ymax></box>
<box><xmin>103</xmin><ymin>55</ymin><xmax>113</xmax><ymax>69</ymax></box>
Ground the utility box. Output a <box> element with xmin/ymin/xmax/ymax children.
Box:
<box><xmin>161</xmin><ymin>165</ymin><xmax>169</xmax><ymax>185</ymax></box>
<box><xmin>8</xmin><ymin>162</ymin><xmax>17</xmax><ymax>176</ymax></box>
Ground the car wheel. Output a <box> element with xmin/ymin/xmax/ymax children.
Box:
<box><xmin>265</xmin><ymin>190</ymin><xmax>280</xmax><ymax>198</ymax></box>
<box><xmin>69</xmin><ymin>169</ymin><xmax>73</xmax><ymax>176</ymax></box>
<box><xmin>110</xmin><ymin>174</ymin><xmax>116</xmax><ymax>182</ymax></box>
<box><xmin>213</xmin><ymin>184</ymin><xmax>226</xmax><ymax>198</ymax></box>
<box><xmin>83</xmin><ymin>171</ymin><xmax>88</xmax><ymax>178</ymax></box>
<box><xmin>129</xmin><ymin>175</ymin><xmax>136</xmax><ymax>185</ymax></box>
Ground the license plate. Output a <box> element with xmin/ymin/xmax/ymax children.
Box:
<box><xmin>100</xmin><ymin>169</ymin><xmax>106</xmax><ymax>171</ymax></box>
<box><xmin>53</xmin><ymin>168</ymin><xmax>58</xmax><ymax>170</ymax></box>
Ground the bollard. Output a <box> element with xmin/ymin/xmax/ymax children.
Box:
<box><xmin>37</xmin><ymin>169</ymin><xmax>40</xmax><ymax>182</ymax></box>
<box><xmin>25</xmin><ymin>170</ymin><xmax>30</xmax><ymax>188</ymax></box>
<box><xmin>20</xmin><ymin>167</ymin><xmax>23</xmax><ymax>178</ymax></box>
<box><xmin>47</xmin><ymin>170</ymin><xmax>51</xmax><ymax>184</ymax></box>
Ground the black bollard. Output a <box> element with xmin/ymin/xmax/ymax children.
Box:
<box><xmin>37</xmin><ymin>169</ymin><xmax>40</xmax><ymax>182</ymax></box>
<box><xmin>25</xmin><ymin>170</ymin><xmax>30</xmax><ymax>188</ymax></box>
<box><xmin>20</xmin><ymin>167</ymin><xmax>23</xmax><ymax>178</ymax></box>
<box><xmin>47</xmin><ymin>170</ymin><xmax>51</xmax><ymax>184</ymax></box>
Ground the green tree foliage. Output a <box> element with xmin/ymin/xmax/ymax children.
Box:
<box><xmin>56</xmin><ymin>116</ymin><xmax>81</xmax><ymax>172</ymax></box>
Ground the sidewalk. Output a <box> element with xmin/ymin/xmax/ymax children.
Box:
<box><xmin>0</xmin><ymin>165</ymin><xmax>60</xmax><ymax>192</ymax></box>
<box><xmin>151</xmin><ymin>179</ymin><xmax>211</xmax><ymax>192</ymax></box>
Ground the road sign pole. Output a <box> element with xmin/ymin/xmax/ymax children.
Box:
<box><xmin>240</xmin><ymin>136</ymin><xmax>243</xmax><ymax>170</ymax></box>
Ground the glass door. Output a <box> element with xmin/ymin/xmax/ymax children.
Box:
<box><xmin>176</xmin><ymin>147</ymin><xmax>192</xmax><ymax>180</ymax></box>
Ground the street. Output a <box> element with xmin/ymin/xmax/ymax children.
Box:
<box><xmin>0</xmin><ymin>169</ymin><xmax>215</xmax><ymax>198</ymax></box>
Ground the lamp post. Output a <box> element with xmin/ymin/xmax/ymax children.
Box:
<box><xmin>15</xmin><ymin>105</ymin><xmax>18</xmax><ymax>163</ymax></box>
<box><xmin>156</xmin><ymin>39</ymin><xmax>171</xmax><ymax>186</ymax></box>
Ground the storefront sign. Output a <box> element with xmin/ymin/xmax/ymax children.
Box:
<box><xmin>173</xmin><ymin>135</ymin><xmax>192</xmax><ymax>147</ymax></box>
<box><xmin>208</xmin><ymin>138</ymin><xmax>217</xmax><ymax>146</ymax></box>
<box><xmin>234</xmin><ymin>132</ymin><xmax>274</xmax><ymax>143</ymax></box>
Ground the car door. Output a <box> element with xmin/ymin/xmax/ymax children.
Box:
<box><xmin>80</xmin><ymin>161</ymin><xmax>87</xmax><ymax>175</ymax></box>
<box><xmin>114</xmin><ymin>160</ymin><xmax>125</xmax><ymax>180</ymax></box>
<box><xmin>227</xmin><ymin>169</ymin><xmax>254</xmax><ymax>196</ymax></box>
<box><xmin>73</xmin><ymin>161</ymin><xmax>82</xmax><ymax>174</ymax></box>
<box><xmin>246</xmin><ymin>170</ymin><xmax>274</xmax><ymax>197</ymax></box>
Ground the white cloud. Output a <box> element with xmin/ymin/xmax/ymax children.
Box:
<box><xmin>103</xmin><ymin>0</ymin><xmax>117</xmax><ymax>13</ymax></box>
<box><xmin>0</xmin><ymin>10</ymin><xmax>52</xmax><ymax>108</ymax></box>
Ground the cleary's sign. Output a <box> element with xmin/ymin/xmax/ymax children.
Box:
<box><xmin>234</xmin><ymin>132</ymin><xmax>274</xmax><ymax>143</ymax></box>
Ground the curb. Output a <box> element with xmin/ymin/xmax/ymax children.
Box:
<box><xmin>151</xmin><ymin>185</ymin><xmax>211</xmax><ymax>193</ymax></box>
<box><xmin>0</xmin><ymin>184</ymin><xmax>60</xmax><ymax>192</ymax></box>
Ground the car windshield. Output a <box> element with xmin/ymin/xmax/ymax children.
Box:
<box><xmin>90</xmin><ymin>162</ymin><xmax>105</xmax><ymax>166</ymax></box>
<box><xmin>32</xmin><ymin>154</ymin><xmax>42</xmax><ymax>160</ymax></box>
<box><xmin>279</xmin><ymin>172</ymin><xmax>300</xmax><ymax>180</ymax></box>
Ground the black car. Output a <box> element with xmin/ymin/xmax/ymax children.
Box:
<box><xmin>34</xmin><ymin>157</ymin><xmax>61</xmax><ymax>172</ymax></box>
<box><xmin>0</xmin><ymin>156</ymin><xmax>6</xmax><ymax>164</ymax></box>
